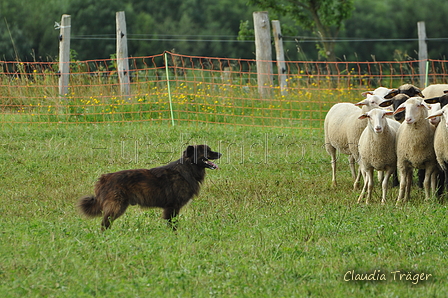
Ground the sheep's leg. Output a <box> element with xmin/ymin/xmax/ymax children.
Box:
<box><xmin>381</xmin><ymin>168</ymin><xmax>394</xmax><ymax>205</ymax></box>
<box><xmin>424</xmin><ymin>166</ymin><xmax>437</xmax><ymax>200</ymax></box>
<box><xmin>392</xmin><ymin>169</ymin><xmax>399</xmax><ymax>188</ymax></box>
<box><xmin>417</xmin><ymin>169</ymin><xmax>425</xmax><ymax>188</ymax></box>
<box><xmin>420</xmin><ymin>164</ymin><xmax>438</xmax><ymax>201</ymax></box>
<box><xmin>357</xmin><ymin>168</ymin><xmax>368</xmax><ymax>203</ymax></box>
<box><xmin>396</xmin><ymin>168</ymin><xmax>408</xmax><ymax>205</ymax></box>
<box><xmin>353</xmin><ymin>167</ymin><xmax>363</xmax><ymax>191</ymax></box>
<box><xmin>397</xmin><ymin>166</ymin><xmax>412</xmax><ymax>205</ymax></box>
<box><xmin>365</xmin><ymin>168</ymin><xmax>374</xmax><ymax>205</ymax></box>
<box><xmin>404</xmin><ymin>171</ymin><xmax>413</xmax><ymax>202</ymax></box>
<box><xmin>436</xmin><ymin>169</ymin><xmax>445</xmax><ymax>197</ymax></box>
<box><xmin>348</xmin><ymin>155</ymin><xmax>357</xmax><ymax>180</ymax></box>
<box><xmin>377</xmin><ymin>171</ymin><xmax>384</xmax><ymax>183</ymax></box>
<box><xmin>438</xmin><ymin>161</ymin><xmax>448</xmax><ymax>195</ymax></box>
<box><xmin>432</xmin><ymin>171</ymin><xmax>438</xmax><ymax>198</ymax></box>
<box><xmin>327</xmin><ymin>145</ymin><xmax>338</xmax><ymax>186</ymax></box>
<box><xmin>423</xmin><ymin>171</ymin><xmax>431</xmax><ymax>200</ymax></box>
<box><xmin>444</xmin><ymin>162</ymin><xmax>448</xmax><ymax>191</ymax></box>
<box><xmin>331</xmin><ymin>160</ymin><xmax>337</xmax><ymax>186</ymax></box>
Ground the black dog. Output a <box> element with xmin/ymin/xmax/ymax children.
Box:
<box><xmin>78</xmin><ymin>145</ymin><xmax>222</xmax><ymax>230</ymax></box>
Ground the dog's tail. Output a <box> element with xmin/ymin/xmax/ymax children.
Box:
<box><xmin>78</xmin><ymin>195</ymin><xmax>102</xmax><ymax>217</ymax></box>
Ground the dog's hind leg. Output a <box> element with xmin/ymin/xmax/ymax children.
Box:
<box><xmin>162</xmin><ymin>207</ymin><xmax>181</xmax><ymax>231</ymax></box>
<box><xmin>101</xmin><ymin>202</ymin><xmax>129</xmax><ymax>231</ymax></box>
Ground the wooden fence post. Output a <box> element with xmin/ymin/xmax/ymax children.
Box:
<box><xmin>417</xmin><ymin>21</ymin><xmax>428</xmax><ymax>87</ymax></box>
<box><xmin>271</xmin><ymin>20</ymin><xmax>287</xmax><ymax>95</ymax></box>
<box><xmin>116</xmin><ymin>11</ymin><xmax>130</xmax><ymax>98</ymax></box>
<box><xmin>58</xmin><ymin>14</ymin><xmax>71</xmax><ymax>97</ymax></box>
<box><xmin>253</xmin><ymin>11</ymin><xmax>273</xmax><ymax>97</ymax></box>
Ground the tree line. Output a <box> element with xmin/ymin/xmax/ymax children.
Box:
<box><xmin>0</xmin><ymin>0</ymin><xmax>446</xmax><ymax>62</ymax></box>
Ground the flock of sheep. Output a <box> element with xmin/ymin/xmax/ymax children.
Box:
<box><xmin>324</xmin><ymin>83</ymin><xmax>448</xmax><ymax>204</ymax></box>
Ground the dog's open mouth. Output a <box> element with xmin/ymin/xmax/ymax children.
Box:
<box><xmin>204</xmin><ymin>159</ymin><xmax>219</xmax><ymax>169</ymax></box>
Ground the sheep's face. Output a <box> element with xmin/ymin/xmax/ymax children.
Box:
<box><xmin>383</xmin><ymin>84</ymin><xmax>423</xmax><ymax>122</ymax></box>
<box><xmin>394</xmin><ymin>97</ymin><xmax>430</xmax><ymax>125</ymax></box>
<box><xmin>424</xmin><ymin>92</ymin><xmax>448</xmax><ymax>109</ymax></box>
<box><xmin>359</xmin><ymin>108</ymin><xmax>393</xmax><ymax>134</ymax></box>
<box><xmin>379</xmin><ymin>94</ymin><xmax>410</xmax><ymax>122</ymax></box>
<box><xmin>399</xmin><ymin>84</ymin><xmax>424</xmax><ymax>98</ymax></box>
<box><xmin>427</xmin><ymin>105</ymin><xmax>448</xmax><ymax>129</ymax></box>
<box><xmin>427</xmin><ymin>103</ymin><xmax>441</xmax><ymax>127</ymax></box>
<box><xmin>361</xmin><ymin>87</ymin><xmax>392</xmax><ymax>99</ymax></box>
<box><xmin>355</xmin><ymin>94</ymin><xmax>382</xmax><ymax>111</ymax></box>
<box><xmin>384</xmin><ymin>84</ymin><xmax>423</xmax><ymax>100</ymax></box>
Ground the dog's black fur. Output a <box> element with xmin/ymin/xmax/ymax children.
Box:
<box><xmin>78</xmin><ymin>145</ymin><xmax>221</xmax><ymax>230</ymax></box>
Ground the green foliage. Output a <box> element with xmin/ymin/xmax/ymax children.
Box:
<box><xmin>0</xmin><ymin>124</ymin><xmax>447</xmax><ymax>297</ymax></box>
<box><xmin>249</xmin><ymin>0</ymin><xmax>355</xmax><ymax>60</ymax></box>
<box><xmin>339</xmin><ymin>0</ymin><xmax>448</xmax><ymax>61</ymax></box>
<box><xmin>68</xmin><ymin>0</ymin><xmax>128</xmax><ymax>60</ymax></box>
<box><xmin>237</xmin><ymin>20</ymin><xmax>254</xmax><ymax>41</ymax></box>
<box><xmin>250</xmin><ymin>0</ymin><xmax>354</xmax><ymax>30</ymax></box>
<box><xmin>128</xmin><ymin>0</ymin><xmax>258</xmax><ymax>59</ymax></box>
<box><xmin>0</xmin><ymin>0</ymin><xmax>65</xmax><ymax>60</ymax></box>
<box><xmin>0</xmin><ymin>0</ymin><xmax>447</xmax><ymax>62</ymax></box>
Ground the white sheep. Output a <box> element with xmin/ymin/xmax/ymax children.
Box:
<box><xmin>375</xmin><ymin>117</ymin><xmax>400</xmax><ymax>186</ymax></box>
<box><xmin>422</xmin><ymin>84</ymin><xmax>448</xmax><ymax>98</ymax></box>
<box><xmin>324</xmin><ymin>96</ymin><xmax>382</xmax><ymax>187</ymax></box>
<box><xmin>428</xmin><ymin>102</ymin><xmax>441</xmax><ymax>127</ymax></box>
<box><xmin>360</xmin><ymin>89</ymin><xmax>399</xmax><ymax>185</ymax></box>
<box><xmin>385</xmin><ymin>84</ymin><xmax>423</xmax><ymax>99</ymax></box>
<box><xmin>393</xmin><ymin>97</ymin><xmax>438</xmax><ymax>203</ymax></box>
<box><xmin>357</xmin><ymin>109</ymin><xmax>396</xmax><ymax>204</ymax></box>
<box><xmin>361</xmin><ymin>87</ymin><xmax>393</xmax><ymax>98</ymax></box>
<box><xmin>427</xmin><ymin>105</ymin><xmax>448</xmax><ymax>190</ymax></box>
<box><xmin>381</xmin><ymin>84</ymin><xmax>423</xmax><ymax>122</ymax></box>
<box><xmin>423</xmin><ymin>84</ymin><xmax>448</xmax><ymax>108</ymax></box>
<box><xmin>386</xmin><ymin>117</ymin><xmax>401</xmax><ymax>132</ymax></box>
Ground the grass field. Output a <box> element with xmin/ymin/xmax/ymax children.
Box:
<box><xmin>1</xmin><ymin>123</ymin><xmax>447</xmax><ymax>297</ymax></box>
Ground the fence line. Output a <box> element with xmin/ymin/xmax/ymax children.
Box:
<box><xmin>1</xmin><ymin>52</ymin><xmax>448</xmax><ymax>129</ymax></box>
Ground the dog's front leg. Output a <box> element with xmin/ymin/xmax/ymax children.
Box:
<box><xmin>162</xmin><ymin>207</ymin><xmax>180</xmax><ymax>231</ymax></box>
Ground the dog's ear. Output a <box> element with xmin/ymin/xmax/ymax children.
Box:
<box><xmin>185</xmin><ymin>145</ymin><xmax>195</xmax><ymax>158</ymax></box>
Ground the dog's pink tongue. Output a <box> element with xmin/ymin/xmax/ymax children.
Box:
<box><xmin>207</xmin><ymin>160</ymin><xmax>219</xmax><ymax>169</ymax></box>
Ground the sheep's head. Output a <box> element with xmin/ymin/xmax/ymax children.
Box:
<box><xmin>359</xmin><ymin>108</ymin><xmax>394</xmax><ymax>134</ymax></box>
<box><xmin>379</xmin><ymin>94</ymin><xmax>410</xmax><ymax>122</ymax></box>
<box><xmin>424</xmin><ymin>90</ymin><xmax>448</xmax><ymax>108</ymax></box>
<box><xmin>384</xmin><ymin>84</ymin><xmax>423</xmax><ymax>99</ymax></box>
<box><xmin>355</xmin><ymin>94</ymin><xmax>382</xmax><ymax>112</ymax></box>
<box><xmin>427</xmin><ymin>105</ymin><xmax>448</xmax><ymax>129</ymax></box>
<box><xmin>393</xmin><ymin>97</ymin><xmax>430</xmax><ymax>125</ymax></box>
<box><xmin>383</xmin><ymin>84</ymin><xmax>424</xmax><ymax>122</ymax></box>
<box><xmin>427</xmin><ymin>103</ymin><xmax>442</xmax><ymax>127</ymax></box>
<box><xmin>361</xmin><ymin>87</ymin><xmax>393</xmax><ymax>98</ymax></box>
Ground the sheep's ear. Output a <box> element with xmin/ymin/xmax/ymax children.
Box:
<box><xmin>422</xmin><ymin>102</ymin><xmax>431</xmax><ymax>109</ymax></box>
<box><xmin>379</xmin><ymin>99</ymin><xmax>393</xmax><ymax>107</ymax></box>
<box><xmin>361</xmin><ymin>91</ymin><xmax>373</xmax><ymax>98</ymax></box>
<box><xmin>358</xmin><ymin>114</ymin><xmax>369</xmax><ymax>120</ymax></box>
<box><xmin>424</xmin><ymin>97</ymin><xmax>440</xmax><ymax>104</ymax></box>
<box><xmin>384</xmin><ymin>111</ymin><xmax>394</xmax><ymax>117</ymax></box>
<box><xmin>393</xmin><ymin>106</ymin><xmax>406</xmax><ymax>115</ymax></box>
<box><xmin>384</xmin><ymin>89</ymin><xmax>399</xmax><ymax>99</ymax></box>
<box><xmin>355</xmin><ymin>99</ymin><xmax>367</xmax><ymax>106</ymax></box>
<box><xmin>427</xmin><ymin>110</ymin><xmax>444</xmax><ymax>119</ymax></box>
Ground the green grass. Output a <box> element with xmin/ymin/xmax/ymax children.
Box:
<box><xmin>0</xmin><ymin>123</ymin><xmax>447</xmax><ymax>297</ymax></box>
